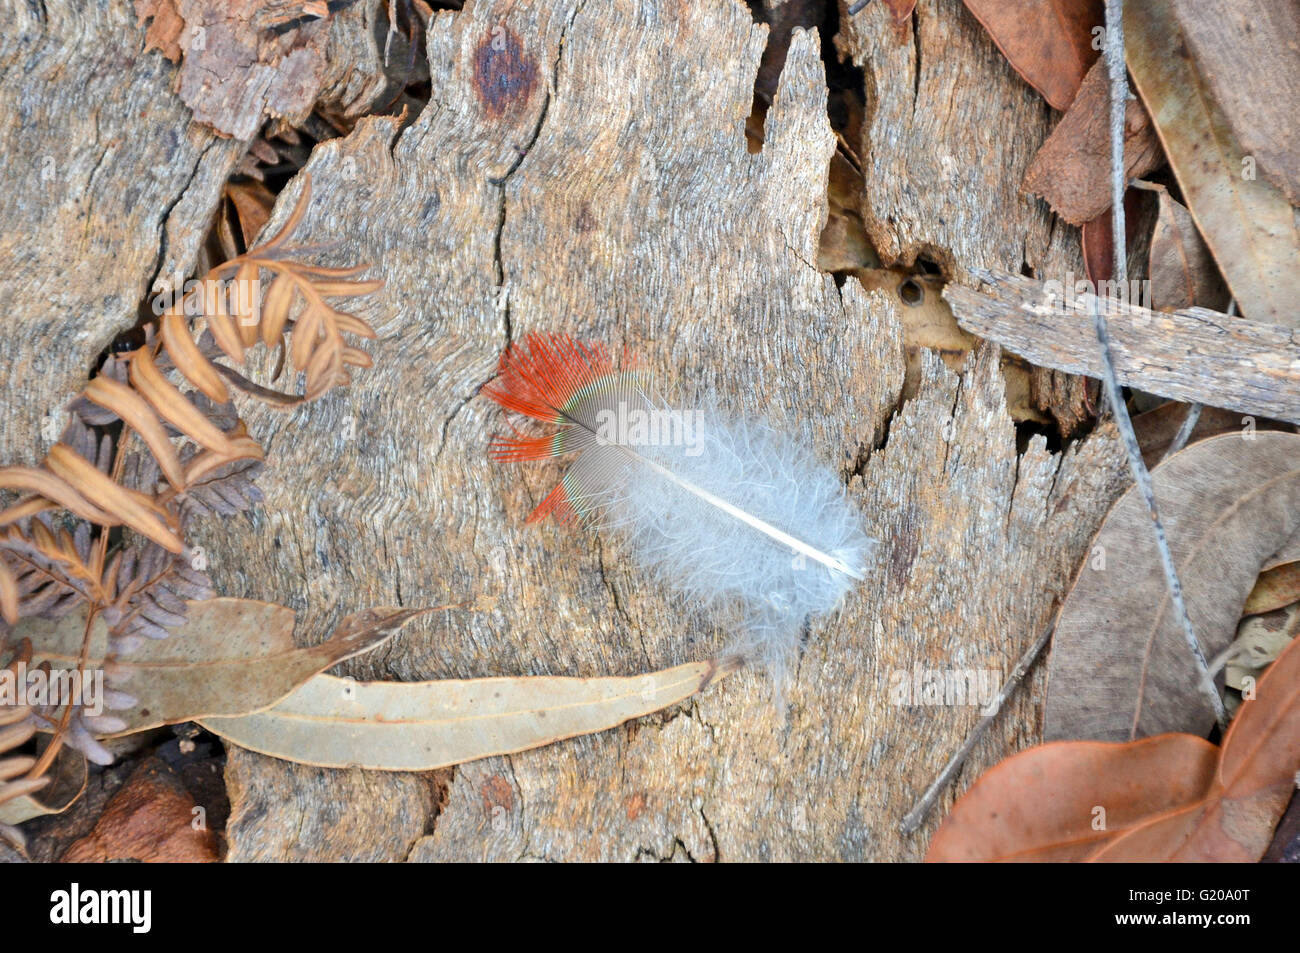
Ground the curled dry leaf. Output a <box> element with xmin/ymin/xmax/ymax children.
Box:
<box><xmin>1143</xmin><ymin>182</ymin><xmax>1230</xmax><ymax>313</ymax></box>
<box><xmin>962</xmin><ymin>0</ymin><xmax>1103</xmax><ymax>111</ymax></box>
<box><xmin>1022</xmin><ymin>58</ymin><xmax>1163</xmax><ymax>226</ymax></box>
<box><xmin>1244</xmin><ymin>561</ymin><xmax>1300</xmax><ymax>617</ymax></box>
<box><xmin>0</xmin><ymin>743</ymin><xmax>87</xmax><ymax>828</ymax></box>
<box><xmin>1091</xmin><ymin>634</ymin><xmax>1300</xmax><ymax>861</ymax></box>
<box><xmin>1044</xmin><ymin>432</ymin><xmax>1300</xmax><ymax>742</ymax></box>
<box><xmin>1224</xmin><ymin>604</ymin><xmax>1299</xmax><ymax>693</ymax></box>
<box><xmin>17</xmin><ymin>598</ymin><xmax>432</xmax><ymax>734</ymax></box>
<box><xmin>1125</xmin><ymin>0</ymin><xmax>1300</xmax><ymax>327</ymax></box>
<box><xmin>200</xmin><ymin>657</ymin><xmax>739</xmax><ymax>771</ymax></box>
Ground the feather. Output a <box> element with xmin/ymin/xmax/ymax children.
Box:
<box><xmin>484</xmin><ymin>332</ymin><xmax>873</xmax><ymax>685</ymax></box>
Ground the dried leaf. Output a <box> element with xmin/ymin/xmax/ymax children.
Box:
<box><xmin>82</xmin><ymin>376</ymin><xmax>186</xmax><ymax>491</ymax></box>
<box><xmin>1125</xmin><ymin>0</ymin><xmax>1300</xmax><ymax>327</ymax></box>
<box><xmin>201</xmin><ymin>657</ymin><xmax>738</xmax><ymax>771</ymax></box>
<box><xmin>1170</xmin><ymin>0</ymin><xmax>1300</xmax><ymax>206</ymax></box>
<box><xmin>1224</xmin><ymin>605</ymin><xmax>1299</xmax><ymax>692</ymax></box>
<box><xmin>19</xmin><ymin>599</ymin><xmax>430</xmax><ymax>734</ymax></box>
<box><xmin>1244</xmin><ymin>561</ymin><xmax>1300</xmax><ymax>617</ymax></box>
<box><xmin>1145</xmin><ymin>183</ymin><xmax>1230</xmax><ymax>313</ymax></box>
<box><xmin>0</xmin><ymin>745</ymin><xmax>87</xmax><ymax>827</ymax></box>
<box><xmin>127</xmin><ymin>346</ymin><xmax>234</xmax><ymax>455</ymax></box>
<box><xmin>1091</xmin><ymin>634</ymin><xmax>1300</xmax><ymax>861</ymax></box>
<box><xmin>45</xmin><ymin>445</ymin><xmax>182</xmax><ymax>554</ymax></box>
<box><xmin>1023</xmin><ymin>58</ymin><xmax>1163</xmax><ymax>225</ymax></box>
<box><xmin>1044</xmin><ymin>432</ymin><xmax>1300</xmax><ymax>741</ymax></box>
<box><xmin>925</xmin><ymin>734</ymin><xmax>1218</xmax><ymax>861</ymax></box>
<box><xmin>962</xmin><ymin>0</ymin><xmax>1103</xmax><ymax>111</ymax></box>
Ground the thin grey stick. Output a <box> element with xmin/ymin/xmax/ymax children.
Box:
<box><xmin>900</xmin><ymin>618</ymin><xmax>1057</xmax><ymax>834</ymax></box>
<box><xmin>1162</xmin><ymin>402</ymin><xmax>1203</xmax><ymax>462</ymax></box>
<box><xmin>1159</xmin><ymin>302</ymin><xmax>1237</xmax><ymax>463</ymax></box>
<box><xmin>847</xmin><ymin>0</ymin><xmax>873</xmax><ymax>15</ymax></box>
<box><xmin>1101</xmin><ymin>0</ymin><xmax>1226</xmax><ymax>730</ymax></box>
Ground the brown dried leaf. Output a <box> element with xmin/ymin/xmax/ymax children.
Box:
<box><xmin>1022</xmin><ymin>58</ymin><xmax>1163</xmax><ymax>226</ymax></box>
<box><xmin>1125</xmin><ymin>0</ymin><xmax>1300</xmax><ymax>327</ymax></box>
<box><xmin>128</xmin><ymin>346</ymin><xmax>233</xmax><ymax>456</ymax></box>
<box><xmin>1244</xmin><ymin>561</ymin><xmax>1300</xmax><ymax>617</ymax></box>
<box><xmin>1091</xmin><ymin>634</ymin><xmax>1300</xmax><ymax>861</ymax></box>
<box><xmin>1145</xmin><ymin>183</ymin><xmax>1230</xmax><ymax>313</ymax></box>
<box><xmin>1171</xmin><ymin>0</ymin><xmax>1300</xmax><ymax>206</ymax></box>
<box><xmin>82</xmin><ymin>376</ymin><xmax>186</xmax><ymax>491</ymax></box>
<box><xmin>925</xmin><ymin>734</ymin><xmax>1218</xmax><ymax>861</ymax></box>
<box><xmin>45</xmin><ymin>445</ymin><xmax>182</xmax><ymax>554</ymax></box>
<box><xmin>161</xmin><ymin>308</ymin><xmax>229</xmax><ymax>404</ymax></box>
<box><xmin>19</xmin><ymin>598</ymin><xmax>430</xmax><ymax>734</ymax></box>
<box><xmin>962</xmin><ymin>0</ymin><xmax>1103</xmax><ymax>111</ymax></box>
<box><xmin>1044</xmin><ymin>432</ymin><xmax>1300</xmax><ymax>741</ymax></box>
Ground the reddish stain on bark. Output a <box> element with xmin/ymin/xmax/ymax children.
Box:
<box><xmin>473</xmin><ymin>27</ymin><xmax>538</xmax><ymax>118</ymax></box>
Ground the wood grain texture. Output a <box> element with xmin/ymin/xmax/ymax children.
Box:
<box><xmin>836</xmin><ymin>0</ymin><xmax>1081</xmax><ymax>283</ymax></box>
<box><xmin>0</xmin><ymin>0</ymin><xmax>391</xmax><ymax>470</ymax></box>
<box><xmin>838</xmin><ymin>0</ymin><xmax>1097</xmax><ymax>434</ymax></box>
<box><xmin>947</xmin><ymin>270</ymin><xmax>1300</xmax><ymax>426</ymax></box>
<box><xmin>188</xmin><ymin>0</ymin><xmax>1130</xmax><ymax>860</ymax></box>
<box><xmin>0</xmin><ymin>0</ymin><xmax>244</xmax><ymax>467</ymax></box>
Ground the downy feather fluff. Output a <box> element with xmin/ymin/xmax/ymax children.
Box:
<box><xmin>484</xmin><ymin>332</ymin><xmax>873</xmax><ymax>685</ymax></box>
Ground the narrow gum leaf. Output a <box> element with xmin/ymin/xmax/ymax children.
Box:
<box><xmin>199</xmin><ymin>658</ymin><xmax>735</xmax><ymax>771</ymax></box>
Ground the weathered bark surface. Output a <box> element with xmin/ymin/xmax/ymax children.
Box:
<box><xmin>837</xmin><ymin>0</ymin><xmax>1079</xmax><ymax>284</ymax></box>
<box><xmin>182</xmin><ymin>0</ymin><xmax>1131</xmax><ymax>861</ymax></box>
<box><xmin>837</xmin><ymin>0</ymin><xmax>1094</xmax><ymax>433</ymax></box>
<box><xmin>0</xmin><ymin>0</ymin><xmax>388</xmax><ymax>470</ymax></box>
<box><xmin>0</xmin><ymin>0</ymin><xmax>243</xmax><ymax>466</ymax></box>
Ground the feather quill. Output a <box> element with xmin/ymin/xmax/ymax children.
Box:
<box><xmin>484</xmin><ymin>333</ymin><xmax>872</xmax><ymax>684</ymax></box>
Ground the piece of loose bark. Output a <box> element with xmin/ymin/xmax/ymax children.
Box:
<box><xmin>946</xmin><ymin>270</ymin><xmax>1300</xmax><ymax>426</ymax></box>
<box><xmin>1023</xmin><ymin>58</ymin><xmax>1163</xmax><ymax>225</ymax></box>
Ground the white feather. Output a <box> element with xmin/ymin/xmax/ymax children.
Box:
<box><xmin>487</xmin><ymin>335</ymin><xmax>873</xmax><ymax>688</ymax></box>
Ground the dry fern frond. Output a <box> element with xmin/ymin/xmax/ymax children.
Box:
<box><xmin>0</xmin><ymin>173</ymin><xmax>382</xmax><ymax>784</ymax></box>
<box><xmin>0</xmin><ymin>642</ymin><xmax>45</xmax><ymax>852</ymax></box>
